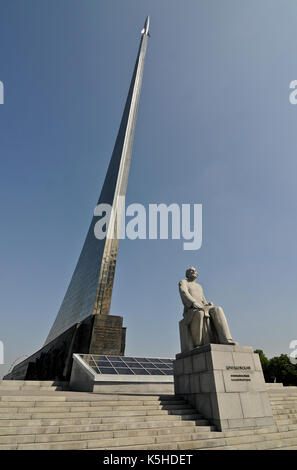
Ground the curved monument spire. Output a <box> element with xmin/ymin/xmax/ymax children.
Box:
<box><xmin>45</xmin><ymin>17</ymin><xmax>150</xmax><ymax>345</ymax></box>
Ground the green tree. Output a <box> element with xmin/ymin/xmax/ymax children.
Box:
<box><xmin>268</xmin><ymin>354</ymin><xmax>297</xmax><ymax>386</ymax></box>
<box><xmin>255</xmin><ymin>350</ymin><xmax>297</xmax><ymax>385</ymax></box>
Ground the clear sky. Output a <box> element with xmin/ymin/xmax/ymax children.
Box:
<box><xmin>1</xmin><ymin>0</ymin><xmax>297</xmax><ymax>378</ymax></box>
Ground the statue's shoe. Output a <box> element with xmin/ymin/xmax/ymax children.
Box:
<box><xmin>222</xmin><ymin>340</ymin><xmax>239</xmax><ymax>345</ymax></box>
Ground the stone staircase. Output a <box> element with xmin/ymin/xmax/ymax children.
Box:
<box><xmin>0</xmin><ymin>381</ymin><xmax>68</xmax><ymax>392</ymax></box>
<box><xmin>0</xmin><ymin>381</ymin><xmax>297</xmax><ymax>450</ymax></box>
<box><xmin>0</xmin><ymin>381</ymin><xmax>214</xmax><ymax>450</ymax></box>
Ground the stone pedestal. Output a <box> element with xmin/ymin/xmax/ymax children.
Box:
<box><xmin>173</xmin><ymin>344</ymin><xmax>274</xmax><ymax>431</ymax></box>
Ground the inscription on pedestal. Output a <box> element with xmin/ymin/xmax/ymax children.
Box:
<box><xmin>226</xmin><ymin>365</ymin><xmax>251</xmax><ymax>382</ymax></box>
<box><xmin>226</xmin><ymin>365</ymin><xmax>251</xmax><ymax>370</ymax></box>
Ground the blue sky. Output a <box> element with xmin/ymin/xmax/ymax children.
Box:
<box><xmin>1</xmin><ymin>0</ymin><xmax>297</xmax><ymax>378</ymax></box>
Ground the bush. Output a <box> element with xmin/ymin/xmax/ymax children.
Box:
<box><xmin>254</xmin><ymin>350</ymin><xmax>297</xmax><ymax>386</ymax></box>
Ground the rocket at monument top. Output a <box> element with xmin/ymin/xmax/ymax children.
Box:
<box><xmin>141</xmin><ymin>16</ymin><xmax>150</xmax><ymax>36</ymax></box>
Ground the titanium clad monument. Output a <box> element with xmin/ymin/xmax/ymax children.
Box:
<box><xmin>4</xmin><ymin>17</ymin><xmax>150</xmax><ymax>381</ymax></box>
<box><xmin>45</xmin><ymin>17</ymin><xmax>150</xmax><ymax>346</ymax></box>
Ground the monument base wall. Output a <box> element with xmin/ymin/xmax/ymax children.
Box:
<box><xmin>4</xmin><ymin>314</ymin><xmax>126</xmax><ymax>381</ymax></box>
<box><xmin>70</xmin><ymin>353</ymin><xmax>174</xmax><ymax>394</ymax></box>
<box><xmin>173</xmin><ymin>343</ymin><xmax>275</xmax><ymax>431</ymax></box>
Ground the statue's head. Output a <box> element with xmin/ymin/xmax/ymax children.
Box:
<box><xmin>186</xmin><ymin>266</ymin><xmax>198</xmax><ymax>281</ymax></box>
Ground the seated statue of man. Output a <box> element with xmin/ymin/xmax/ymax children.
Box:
<box><xmin>179</xmin><ymin>267</ymin><xmax>237</xmax><ymax>347</ymax></box>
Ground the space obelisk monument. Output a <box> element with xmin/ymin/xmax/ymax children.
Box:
<box><xmin>45</xmin><ymin>16</ymin><xmax>150</xmax><ymax>345</ymax></box>
<box><xmin>5</xmin><ymin>17</ymin><xmax>150</xmax><ymax>380</ymax></box>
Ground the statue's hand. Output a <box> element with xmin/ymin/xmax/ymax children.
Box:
<box><xmin>204</xmin><ymin>311</ymin><xmax>210</xmax><ymax>318</ymax></box>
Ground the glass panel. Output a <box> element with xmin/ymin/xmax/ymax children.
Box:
<box><xmin>114</xmin><ymin>368</ymin><xmax>134</xmax><ymax>375</ymax></box>
<box><xmin>98</xmin><ymin>367</ymin><xmax>118</xmax><ymax>374</ymax></box>
<box><xmin>109</xmin><ymin>361</ymin><xmax>126</xmax><ymax>367</ymax></box>
<box><xmin>132</xmin><ymin>368</ymin><xmax>150</xmax><ymax>375</ymax></box>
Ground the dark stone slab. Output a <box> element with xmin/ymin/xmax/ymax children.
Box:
<box><xmin>89</xmin><ymin>315</ymin><xmax>126</xmax><ymax>355</ymax></box>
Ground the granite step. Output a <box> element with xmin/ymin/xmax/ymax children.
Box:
<box><xmin>0</xmin><ymin>381</ymin><xmax>68</xmax><ymax>391</ymax></box>
<box><xmin>271</xmin><ymin>404</ymin><xmax>297</xmax><ymax>408</ymax></box>
<box><xmin>0</xmin><ymin>413</ymin><xmax>205</xmax><ymax>427</ymax></box>
<box><xmin>0</xmin><ymin>403</ymin><xmax>193</xmax><ymax>413</ymax></box>
<box><xmin>274</xmin><ymin>419</ymin><xmax>297</xmax><ymax>425</ymax></box>
<box><xmin>271</xmin><ymin>403</ymin><xmax>297</xmax><ymax>408</ymax></box>
<box><xmin>0</xmin><ymin>395</ymin><xmax>68</xmax><ymax>402</ymax></box>
<box><xmin>272</xmin><ymin>410</ymin><xmax>297</xmax><ymax>415</ymax></box>
<box><xmin>92</xmin><ymin>434</ymin><xmax>228</xmax><ymax>451</ymax></box>
<box><xmin>0</xmin><ymin>423</ymin><xmax>217</xmax><ymax>445</ymax></box>
<box><xmin>0</xmin><ymin>408</ymin><xmax>200</xmax><ymax>421</ymax></box>
<box><xmin>0</xmin><ymin>431</ymin><xmax>222</xmax><ymax>450</ymax></box>
<box><xmin>0</xmin><ymin>381</ymin><xmax>63</xmax><ymax>387</ymax></box>
<box><xmin>0</xmin><ymin>391</ymin><xmax>181</xmax><ymax>401</ymax></box>
<box><xmin>234</xmin><ymin>436</ymin><xmax>297</xmax><ymax>450</ymax></box>
<box><xmin>199</xmin><ymin>446</ymin><xmax>236</xmax><ymax>450</ymax></box>
<box><xmin>272</xmin><ymin>412</ymin><xmax>297</xmax><ymax>424</ymax></box>
<box><xmin>223</xmin><ymin>430</ymin><xmax>296</xmax><ymax>448</ymax></box>
<box><xmin>277</xmin><ymin>445</ymin><xmax>297</xmax><ymax>450</ymax></box>
<box><xmin>0</xmin><ymin>420</ymin><xmax>213</xmax><ymax>436</ymax></box>
<box><xmin>91</xmin><ymin>428</ymin><xmax>297</xmax><ymax>451</ymax></box>
<box><xmin>276</xmin><ymin>423</ymin><xmax>297</xmax><ymax>432</ymax></box>
<box><xmin>269</xmin><ymin>397</ymin><xmax>297</xmax><ymax>402</ymax></box>
<box><xmin>269</xmin><ymin>395</ymin><xmax>297</xmax><ymax>398</ymax></box>
<box><xmin>0</xmin><ymin>399</ymin><xmax>188</xmax><ymax>408</ymax></box>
